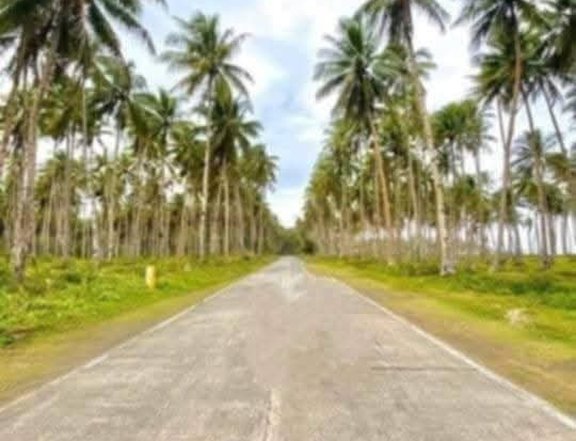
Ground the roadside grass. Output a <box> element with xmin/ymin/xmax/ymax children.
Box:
<box><xmin>307</xmin><ymin>256</ymin><xmax>576</xmax><ymax>416</ymax></box>
<box><xmin>0</xmin><ymin>256</ymin><xmax>271</xmax><ymax>402</ymax></box>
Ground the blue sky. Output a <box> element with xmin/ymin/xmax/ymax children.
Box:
<box><xmin>124</xmin><ymin>0</ymin><xmax>572</xmax><ymax>227</ymax></box>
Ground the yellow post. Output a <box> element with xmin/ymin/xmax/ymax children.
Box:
<box><xmin>145</xmin><ymin>265</ymin><xmax>157</xmax><ymax>290</ymax></box>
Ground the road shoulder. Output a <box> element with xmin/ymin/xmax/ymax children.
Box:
<box><xmin>308</xmin><ymin>260</ymin><xmax>576</xmax><ymax>418</ymax></box>
<box><xmin>0</xmin><ymin>260</ymin><xmax>270</xmax><ymax>406</ymax></box>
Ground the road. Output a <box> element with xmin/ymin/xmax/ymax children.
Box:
<box><xmin>0</xmin><ymin>258</ymin><xmax>574</xmax><ymax>440</ymax></box>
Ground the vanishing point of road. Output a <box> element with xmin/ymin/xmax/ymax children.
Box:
<box><xmin>0</xmin><ymin>258</ymin><xmax>574</xmax><ymax>440</ymax></box>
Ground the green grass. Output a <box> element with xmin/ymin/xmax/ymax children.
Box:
<box><xmin>308</xmin><ymin>256</ymin><xmax>576</xmax><ymax>415</ymax></box>
<box><xmin>0</xmin><ymin>256</ymin><xmax>270</xmax><ymax>348</ymax></box>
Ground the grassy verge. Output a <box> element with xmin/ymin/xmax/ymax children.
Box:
<box><xmin>307</xmin><ymin>256</ymin><xmax>576</xmax><ymax>416</ymax></box>
<box><xmin>0</xmin><ymin>256</ymin><xmax>271</xmax><ymax>403</ymax></box>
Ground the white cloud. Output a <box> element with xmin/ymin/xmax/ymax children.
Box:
<box><xmin>237</xmin><ymin>48</ymin><xmax>287</xmax><ymax>99</ymax></box>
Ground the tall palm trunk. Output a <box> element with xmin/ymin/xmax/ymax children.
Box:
<box><xmin>198</xmin><ymin>80</ymin><xmax>216</xmax><ymax>260</ymax></box>
<box><xmin>249</xmin><ymin>203</ymin><xmax>257</xmax><ymax>254</ymax></box>
<box><xmin>257</xmin><ymin>204</ymin><xmax>264</xmax><ymax>255</ymax></box>
<box><xmin>176</xmin><ymin>197</ymin><xmax>188</xmax><ymax>257</ymax></box>
<box><xmin>234</xmin><ymin>185</ymin><xmax>245</xmax><ymax>254</ymax></box>
<box><xmin>542</xmin><ymin>87</ymin><xmax>574</xmax><ymax>255</ymax></box>
<box><xmin>223</xmin><ymin>162</ymin><xmax>230</xmax><ymax>258</ymax></box>
<box><xmin>107</xmin><ymin>123</ymin><xmax>122</xmax><ymax>260</ymax></box>
<box><xmin>406</xmin><ymin>44</ymin><xmax>452</xmax><ymax>275</ymax></box>
<box><xmin>523</xmin><ymin>90</ymin><xmax>551</xmax><ymax>268</ymax></box>
<box><xmin>493</xmin><ymin>31</ymin><xmax>522</xmax><ymax>270</ymax></box>
<box><xmin>371</xmin><ymin>156</ymin><xmax>383</xmax><ymax>256</ymax></box>
<box><xmin>131</xmin><ymin>152</ymin><xmax>145</xmax><ymax>257</ymax></box>
<box><xmin>80</xmin><ymin>86</ymin><xmax>101</xmax><ymax>262</ymax></box>
<box><xmin>404</xmin><ymin>139</ymin><xmax>421</xmax><ymax>260</ymax></box>
<box><xmin>340</xmin><ymin>175</ymin><xmax>350</xmax><ymax>256</ymax></box>
<box><xmin>473</xmin><ymin>148</ymin><xmax>487</xmax><ymax>256</ymax></box>
<box><xmin>210</xmin><ymin>178</ymin><xmax>223</xmax><ymax>255</ymax></box>
<box><xmin>198</xmin><ymin>134</ymin><xmax>212</xmax><ymax>259</ymax></box>
<box><xmin>371</xmin><ymin>120</ymin><xmax>394</xmax><ymax>263</ymax></box>
<box><xmin>541</xmin><ymin>87</ymin><xmax>568</xmax><ymax>156</ymax></box>
<box><xmin>60</xmin><ymin>131</ymin><xmax>73</xmax><ymax>258</ymax></box>
<box><xmin>11</xmin><ymin>53</ymin><xmax>56</xmax><ymax>280</ymax></box>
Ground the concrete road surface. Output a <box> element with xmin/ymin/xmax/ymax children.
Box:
<box><xmin>1</xmin><ymin>258</ymin><xmax>574</xmax><ymax>440</ymax></box>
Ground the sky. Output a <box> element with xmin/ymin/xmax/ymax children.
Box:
<box><xmin>125</xmin><ymin>0</ymin><xmax>571</xmax><ymax>227</ymax></box>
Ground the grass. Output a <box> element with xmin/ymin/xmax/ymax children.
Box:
<box><xmin>307</xmin><ymin>256</ymin><xmax>576</xmax><ymax>416</ymax></box>
<box><xmin>0</xmin><ymin>256</ymin><xmax>271</xmax><ymax>402</ymax></box>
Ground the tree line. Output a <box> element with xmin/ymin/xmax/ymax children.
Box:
<box><xmin>0</xmin><ymin>1</ymin><xmax>282</xmax><ymax>280</ymax></box>
<box><xmin>302</xmin><ymin>0</ymin><xmax>575</xmax><ymax>274</ymax></box>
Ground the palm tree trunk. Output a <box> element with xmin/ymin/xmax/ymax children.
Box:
<box><xmin>257</xmin><ymin>204</ymin><xmax>264</xmax><ymax>255</ymax></box>
<box><xmin>473</xmin><ymin>150</ymin><xmax>487</xmax><ymax>257</ymax></box>
<box><xmin>198</xmin><ymin>135</ymin><xmax>212</xmax><ymax>259</ymax></box>
<box><xmin>223</xmin><ymin>162</ymin><xmax>230</xmax><ymax>258</ymax></box>
<box><xmin>131</xmin><ymin>153</ymin><xmax>145</xmax><ymax>257</ymax></box>
<box><xmin>493</xmin><ymin>32</ymin><xmax>523</xmax><ymax>271</ymax></box>
<box><xmin>406</xmin><ymin>44</ymin><xmax>452</xmax><ymax>275</ymax></box>
<box><xmin>249</xmin><ymin>205</ymin><xmax>257</xmax><ymax>254</ymax></box>
<box><xmin>371</xmin><ymin>120</ymin><xmax>394</xmax><ymax>263</ymax></box>
<box><xmin>198</xmin><ymin>80</ymin><xmax>217</xmax><ymax>260</ymax></box>
<box><xmin>41</xmin><ymin>185</ymin><xmax>55</xmax><ymax>255</ymax></box>
<box><xmin>11</xmin><ymin>53</ymin><xmax>56</xmax><ymax>280</ymax></box>
<box><xmin>235</xmin><ymin>185</ymin><xmax>245</xmax><ymax>254</ymax></box>
<box><xmin>542</xmin><ymin>87</ymin><xmax>568</xmax><ymax>156</ymax></box>
<box><xmin>359</xmin><ymin>176</ymin><xmax>369</xmax><ymax>258</ymax></box>
<box><xmin>513</xmin><ymin>222</ymin><xmax>523</xmax><ymax>258</ymax></box>
<box><xmin>372</xmin><ymin>158</ymin><xmax>383</xmax><ymax>257</ymax></box>
<box><xmin>406</xmin><ymin>150</ymin><xmax>421</xmax><ymax>260</ymax></box>
<box><xmin>60</xmin><ymin>131</ymin><xmax>73</xmax><ymax>258</ymax></box>
<box><xmin>107</xmin><ymin>124</ymin><xmax>122</xmax><ymax>260</ymax></box>
<box><xmin>523</xmin><ymin>90</ymin><xmax>551</xmax><ymax>268</ymax></box>
<box><xmin>81</xmin><ymin>87</ymin><xmax>101</xmax><ymax>262</ymax></box>
<box><xmin>210</xmin><ymin>178</ymin><xmax>223</xmax><ymax>255</ymax></box>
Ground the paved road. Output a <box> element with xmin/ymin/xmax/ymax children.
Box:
<box><xmin>1</xmin><ymin>258</ymin><xmax>574</xmax><ymax>440</ymax></box>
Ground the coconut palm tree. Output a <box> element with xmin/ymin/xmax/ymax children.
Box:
<box><xmin>357</xmin><ymin>0</ymin><xmax>453</xmax><ymax>274</ymax></box>
<box><xmin>239</xmin><ymin>144</ymin><xmax>278</xmax><ymax>254</ymax></box>
<box><xmin>172</xmin><ymin>122</ymin><xmax>203</xmax><ymax>256</ymax></box>
<box><xmin>162</xmin><ymin>12</ymin><xmax>252</xmax><ymax>259</ymax></box>
<box><xmin>91</xmin><ymin>55</ymin><xmax>147</xmax><ymax>259</ymax></box>
<box><xmin>513</xmin><ymin>130</ymin><xmax>554</xmax><ymax>267</ymax></box>
<box><xmin>0</xmin><ymin>0</ymin><xmax>160</xmax><ymax>279</ymax></box>
<box><xmin>314</xmin><ymin>17</ymin><xmax>397</xmax><ymax>262</ymax></box>
<box><xmin>201</xmin><ymin>80</ymin><xmax>261</xmax><ymax>256</ymax></box>
<box><xmin>456</xmin><ymin>0</ymin><xmax>545</xmax><ymax>269</ymax></box>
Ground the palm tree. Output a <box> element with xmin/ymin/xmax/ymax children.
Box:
<box><xmin>202</xmin><ymin>80</ymin><xmax>261</xmax><ymax>256</ymax></box>
<box><xmin>162</xmin><ymin>12</ymin><xmax>252</xmax><ymax>259</ymax></box>
<box><xmin>456</xmin><ymin>0</ymin><xmax>544</xmax><ymax>269</ymax></box>
<box><xmin>314</xmin><ymin>17</ymin><xmax>396</xmax><ymax>263</ymax></box>
<box><xmin>91</xmin><ymin>55</ymin><xmax>147</xmax><ymax>259</ymax></box>
<box><xmin>513</xmin><ymin>130</ymin><xmax>553</xmax><ymax>267</ymax></box>
<box><xmin>546</xmin><ymin>147</ymin><xmax>575</xmax><ymax>253</ymax></box>
<box><xmin>0</xmin><ymin>0</ymin><xmax>159</xmax><ymax>279</ymax></box>
<box><xmin>357</xmin><ymin>0</ymin><xmax>453</xmax><ymax>274</ymax></box>
<box><xmin>432</xmin><ymin>99</ymin><xmax>493</xmax><ymax>259</ymax></box>
<box><xmin>172</xmin><ymin>122</ymin><xmax>203</xmax><ymax>256</ymax></box>
<box><xmin>240</xmin><ymin>144</ymin><xmax>278</xmax><ymax>254</ymax></box>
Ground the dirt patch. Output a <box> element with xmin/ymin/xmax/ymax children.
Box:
<box><xmin>550</xmin><ymin>359</ymin><xmax>576</xmax><ymax>372</ymax></box>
